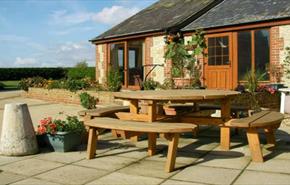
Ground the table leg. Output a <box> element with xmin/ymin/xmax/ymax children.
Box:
<box><xmin>148</xmin><ymin>133</ymin><xmax>157</xmax><ymax>156</ymax></box>
<box><xmin>130</xmin><ymin>99</ymin><xmax>139</xmax><ymax>142</ymax></box>
<box><xmin>220</xmin><ymin>98</ymin><xmax>231</xmax><ymax>150</ymax></box>
<box><xmin>147</xmin><ymin>100</ymin><xmax>157</xmax><ymax>122</ymax></box>
<box><xmin>165</xmin><ymin>133</ymin><xmax>179</xmax><ymax>173</ymax></box>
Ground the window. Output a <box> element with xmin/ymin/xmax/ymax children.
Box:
<box><xmin>109</xmin><ymin>40</ymin><xmax>144</xmax><ymax>88</ymax></box>
<box><xmin>208</xmin><ymin>36</ymin><xmax>229</xmax><ymax>65</ymax></box>
<box><xmin>238</xmin><ymin>29</ymin><xmax>270</xmax><ymax>81</ymax></box>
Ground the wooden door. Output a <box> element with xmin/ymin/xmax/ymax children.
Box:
<box><xmin>204</xmin><ymin>33</ymin><xmax>233</xmax><ymax>89</ymax></box>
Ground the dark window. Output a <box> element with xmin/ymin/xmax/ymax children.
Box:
<box><xmin>110</xmin><ymin>43</ymin><xmax>125</xmax><ymax>85</ymax></box>
<box><xmin>237</xmin><ymin>29</ymin><xmax>270</xmax><ymax>81</ymax></box>
<box><xmin>255</xmin><ymin>30</ymin><xmax>270</xmax><ymax>80</ymax></box>
<box><xmin>128</xmin><ymin>40</ymin><xmax>144</xmax><ymax>86</ymax></box>
<box><xmin>238</xmin><ymin>31</ymin><xmax>252</xmax><ymax>80</ymax></box>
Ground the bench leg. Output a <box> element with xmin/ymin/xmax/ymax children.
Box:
<box><xmin>264</xmin><ymin>128</ymin><xmax>276</xmax><ymax>145</ymax></box>
<box><xmin>87</xmin><ymin>127</ymin><xmax>97</xmax><ymax>159</ymax></box>
<box><xmin>165</xmin><ymin>133</ymin><xmax>179</xmax><ymax>173</ymax></box>
<box><xmin>220</xmin><ymin>127</ymin><xmax>230</xmax><ymax>150</ymax></box>
<box><xmin>148</xmin><ymin>133</ymin><xmax>157</xmax><ymax>156</ymax></box>
<box><xmin>247</xmin><ymin>128</ymin><xmax>264</xmax><ymax>162</ymax></box>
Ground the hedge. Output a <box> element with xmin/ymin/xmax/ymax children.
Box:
<box><xmin>0</xmin><ymin>68</ymin><xmax>69</xmax><ymax>80</ymax></box>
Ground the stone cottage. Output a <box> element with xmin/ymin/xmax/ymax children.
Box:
<box><xmin>90</xmin><ymin>0</ymin><xmax>290</xmax><ymax>90</ymax></box>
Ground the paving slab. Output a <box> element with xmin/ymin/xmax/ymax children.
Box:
<box><xmin>246</xmin><ymin>158</ymin><xmax>290</xmax><ymax>174</ymax></box>
<box><xmin>171</xmin><ymin>165</ymin><xmax>241</xmax><ymax>185</ymax></box>
<box><xmin>35</xmin><ymin>151</ymin><xmax>86</xmax><ymax>164</ymax></box>
<box><xmin>146</xmin><ymin>151</ymin><xmax>201</xmax><ymax>165</ymax></box>
<box><xmin>74</xmin><ymin>156</ymin><xmax>137</xmax><ymax>171</ymax></box>
<box><xmin>86</xmin><ymin>172</ymin><xmax>163</xmax><ymax>185</ymax></box>
<box><xmin>0</xmin><ymin>158</ymin><xmax>64</xmax><ymax>176</ymax></box>
<box><xmin>196</xmin><ymin>153</ymin><xmax>251</xmax><ymax>169</ymax></box>
<box><xmin>11</xmin><ymin>177</ymin><xmax>61</xmax><ymax>185</ymax></box>
<box><xmin>118</xmin><ymin>159</ymin><xmax>179</xmax><ymax>179</ymax></box>
<box><xmin>234</xmin><ymin>170</ymin><xmax>290</xmax><ymax>185</ymax></box>
<box><xmin>161</xmin><ymin>179</ymin><xmax>206</xmax><ymax>185</ymax></box>
<box><xmin>0</xmin><ymin>171</ymin><xmax>26</xmax><ymax>184</ymax></box>
<box><xmin>0</xmin><ymin>155</ymin><xmax>34</xmax><ymax>166</ymax></box>
<box><xmin>36</xmin><ymin>165</ymin><xmax>108</xmax><ymax>185</ymax></box>
<box><xmin>99</xmin><ymin>146</ymin><xmax>148</xmax><ymax>160</ymax></box>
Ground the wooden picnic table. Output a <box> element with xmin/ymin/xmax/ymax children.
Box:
<box><xmin>113</xmin><ymin>89</ymin><xmax>240</xmax><ymax>150</ymax></box>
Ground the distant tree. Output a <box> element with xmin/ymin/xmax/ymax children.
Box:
<box><xmin>67</xmin><ymin>60</ymin><xmax>95</xmax><ymax>80</ymax></box>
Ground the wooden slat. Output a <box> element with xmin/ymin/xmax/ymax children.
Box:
<box><xmin>115</xmin><ymin>112</ymin><xmax>151</xmax><ymax>122</ymax></box>
<box><xmin>181</xmin><ymin>116</ymin><xmax>224</xmax><ymax>125</ymax></box>
<box><xmin>80</xmin><ymin>106</ymin><xmax>129</xmax><ymax>117</ymax></box>
<box><xmin>114</xmin><ymin>90</ymin><xmax>239</xmax><ymax>101</ymax></box>
<box><xmin>85</xmin><ymin>117</ymin><xmax>196</xmax><ymax>133</ymax></box>
<box><xmin>225</xmin><ymin>111</ymin><xmax>284</xmax><ymax>128</ymax></box>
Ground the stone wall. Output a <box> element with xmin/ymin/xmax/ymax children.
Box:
<box><xmin>22</xmin><ymin>88</ymin><xmax>119</xmax><ymax>105</ymax></box>
<box><xmin>279</xmin><ymin>25</ymin><xmax>290</xmax><ymax>86</ymax></box>
<box><xmin>150</xmin><ymin>36</ymin><xmax>166</xmax><ymax>84</ymax></box>
<box><xmin>95</xmin><ymin>44</ymin><xmax>107</xmax><ymax>84</ymax></box>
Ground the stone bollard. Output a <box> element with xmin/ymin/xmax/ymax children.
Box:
<box><xmin>0</xmin><ymin>103</ymin><xmax>38</xmax><ymax>156</ymax></box>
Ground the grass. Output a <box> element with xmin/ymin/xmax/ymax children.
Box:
<box><xmin>0</xmin><ymin>81</ymin><xmax>20</xmax><ymax>90</ymax></box>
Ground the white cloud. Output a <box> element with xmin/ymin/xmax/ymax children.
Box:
<box><xmin>14</xmin><ymin>57</ymin><xmax>38</xmax><ymax>66</ymax></box>
<box><xmin>50</xmin><ymin>5</ymin><xmax>140</xmax><ymax>26</ymax></box>
<box><xmin>92</xmin><ymin>6</ymin><xmax>139</xmax><ymax>25</ymax></box>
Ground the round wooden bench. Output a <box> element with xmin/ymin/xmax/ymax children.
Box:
<box><xmin>85</xmin><ymin>117</ymin><xmax>197</xmax><ymax>172</ymax></box>
<box><xmin>224</xmin><ymin>111</ymin><xmax>284</xmax><ymax>162</ymax></box>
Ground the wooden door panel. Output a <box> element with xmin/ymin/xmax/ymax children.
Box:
<box><xmin>204</xmin><ymin>33</ymin><xmax>233</xmax><ymax>90</ymax></box>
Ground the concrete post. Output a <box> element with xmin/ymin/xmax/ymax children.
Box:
<box><xmin>0</xmin><ymin>103</ymin><xmax>38</xmax><ymax>156</ymax></box>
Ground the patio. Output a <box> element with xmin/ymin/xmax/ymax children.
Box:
<box><xmin>1</xmin><ymin>91</ymin><xmax>290</xmax><ymax>184</ymax></box>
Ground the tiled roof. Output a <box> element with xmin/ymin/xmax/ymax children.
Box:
<box><xmin>182</xmin><ymin>0</ymin><xmax>290</xmax><ymax>31</ymax></box>
<box><xmin>90</xmin><ymin>0</ymin><xmax>220</xmax><ymax>42</ymax></box>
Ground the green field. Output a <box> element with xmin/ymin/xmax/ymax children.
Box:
<box><xmin>0</xmin><ymin>81</ymin><xmax>20</xmax><ymax>90</ymax></box>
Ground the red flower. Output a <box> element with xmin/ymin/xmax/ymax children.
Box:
<box><xmin>37</xmin><ymin>126</ymin><xmax>46</xmax><ymax>135</ymax></box>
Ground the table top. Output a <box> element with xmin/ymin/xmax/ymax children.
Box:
<box><xmin>114</xmin><ymin>89</ymin><xmax>240</xmax><ymax>101</ymax></box>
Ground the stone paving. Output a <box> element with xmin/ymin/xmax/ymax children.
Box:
<box><xmin>1</xmin><ymin>91</ymin><xmax>290</xmax><ymax>184</ymax></box>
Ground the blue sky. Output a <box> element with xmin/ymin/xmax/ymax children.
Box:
<box><xmin>0</xmin><ymin>0</ymin><xmax>157</xmax><ymax>67</ymax></box>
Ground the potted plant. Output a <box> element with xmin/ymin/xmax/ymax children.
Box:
<box><xmin>36</xmin><ymin>116</ymin><xmax>86</xmax><ymax>152</ymax></box>
<box><xmin>164</xmin><ymin>30</ymin><xmax>207</xmax><ymax>89</ymax></box>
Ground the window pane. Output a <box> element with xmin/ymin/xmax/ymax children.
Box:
<box><xmin>255</xmin><ymin>29</ymin><xmax>270</xmax><ymax>80</ymax></box>
<box><xmin>110</xmin><ymin>43</ymin><xmax>124</xmax><ymax>85</ymax></box>
<box><xmin>238</xmin><ymin>31</ymin><xmax>252</xmax><ymax>80</ymax></box>
<box><xmin>208</xmin><ymin>36</ymin><xmax>229</xmax><ymax>66</ymax></box>
<box><xmin>128</xmin><ymin>40</ymin><xmax>144</xmax><ymax>86</ymax></box>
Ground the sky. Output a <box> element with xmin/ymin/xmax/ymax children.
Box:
<box><xmin>0</xmin><ymin>0</ymin><xmax>157</xmax><ymax>67</ymax></box>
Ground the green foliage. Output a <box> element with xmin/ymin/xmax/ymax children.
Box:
<box><xmin>0</xmin><ymin>82</ymin><xmax>5</xmax><ymax>90</ymax></box>
<box><xmin>18</xmin><ymin>77</ymin><xmax>47</xmax><ymax>91</ymax></box>
<box><xmin>164</xmin><ymin>30</ymin><xmax>206</xmax><ymax>86</ymax></box>
<box><xmin>159</xmin><ymin>78</ymin><xmax>175</xmax><ymax>90</ymax></box>
<box><xmin>0</xmin><ymin>68</ymin><xmax>67</xmax><ymax>81</ymax></box>
<box><xmin>47</xmin><ymin>79</ymin><xmax>66</xmax><ymax>89</ymax></box>
<box><xmin>107</xmin><ymin>68</ymin><xmax>122</xmax><ymax>92</ymax></box>
<box><xmin>65</xmin><ymin>79</ymin><xmax>91</xmax><ymax>92</ymax></box>
<box><xmin>65</xmin><ymin>116</ymin><xmax>86</xmax><ymax>134</ymax></box>
<box><xmin>244</xmin><ymin>70</ymin><xmax>267</xmax><ymax>93</ymax></box>
<box><xmin>283</xmin><ymin>47</ymin><xmax>290</xmax><ymax>79</ymax></box>
<box><xmin>67</xmin><ymin>61</ymin><xmax>95</xmax><ymax>80</ymax></box>
<box><xmin>37</xmin><ymin>116</ymin><xmax>85</xmax><ymax>135</ymax></box>
<box><xmin>79</xmin><ymin>92</ymin><xmax>97</xmax><ymax>109</ymax></box>
<box><xmin>142</xmin><ymin>78</ymin><xmax>160</xmax><ymax>90</ymax></box>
